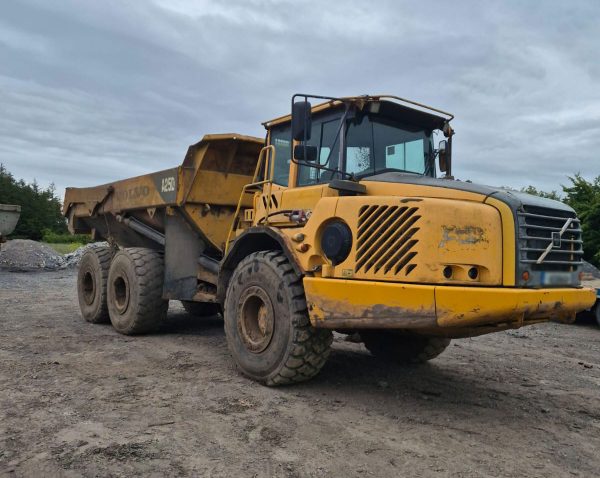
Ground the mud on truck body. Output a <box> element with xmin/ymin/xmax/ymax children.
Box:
<box><xmin>63</xmin><ymin>94</ymin><xmax>596</xmax><ymax>385</ymax></box>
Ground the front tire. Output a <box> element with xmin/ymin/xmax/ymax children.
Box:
<box><xmin>107</xmin><ymin>248</ymin><xmax>168</xmax><ymax>335</ymax></box>
<box><xmin>594</xmin><ymin>303</ymin><xmax>600</xmax><ymax>328</ymax></box>
<box><xmin>224</xmin><ymin>251</ymin><xmax>332</xmax><ymax>386</ymax></box>
<box><xmin>361</xmin><ymin>331</ymin><xmax>450</xmax><ymax>364</ymax></box>
<box><xmin>77</xmin><ymin>246</ymin><xmax>114</xmax><ymax>323</ymax></box>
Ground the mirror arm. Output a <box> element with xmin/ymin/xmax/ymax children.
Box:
<box><xmin>337</xmin><ymin>104</ymin><xmax>349</xmax><ymax>179</ymax></box>
<box><xmin>320</xmin><ymin>102</ymin><xmax>351</xmax><ymax>170</ymax></box>
<box><xmin>289</xmin><ymin>94</ymin><xmax>357</xmax><ymax>182</ymax></box>
<box><xmin>446</xmin><ymin>135</ymin><xmax>453</xmax><ymax>178</ymax></box>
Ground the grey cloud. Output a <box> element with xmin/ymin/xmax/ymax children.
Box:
<box><xmin>0</xmin><ymin>0</ymin><xmax>598</xmax><ymax>198</ymax></box>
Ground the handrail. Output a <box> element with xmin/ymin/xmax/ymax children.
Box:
<box><xmin>224</xmin><ymin>145</ymin><xmax>276</xmax><ymax>254</ymax></box>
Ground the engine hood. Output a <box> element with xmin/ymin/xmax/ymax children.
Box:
<box><xmin>362</xmin><ymin>172</ymin><xmax>583</xmax><ymax>288</ymax></box>
<box><xmin>362</xmin><ymin>172</ymin><xmax>574</xmax><ymax>214</ymax></box>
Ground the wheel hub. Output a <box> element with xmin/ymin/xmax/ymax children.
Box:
<box><xmin>238</xmin><ymin>286</ymin><xmax>274</xmax><ymax>353</ymax></box>
<box><xmin>82</xmin><ymin>269</ymin><xmax>95</xmax><ymax>306</ymax></box>
<box><xmin>112</xmin><ymin>274</ymin><xmax>130</xmax><ymax>314</ymax></box>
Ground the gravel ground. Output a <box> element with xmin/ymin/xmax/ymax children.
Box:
<box><xmin>1</xmin><ymin>270</ymin><xmax>599</xmax><ymax>477</ymax></box>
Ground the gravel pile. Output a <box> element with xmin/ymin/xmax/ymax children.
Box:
<box><xmin>62</xmin><ymin>242</ymin><xmax>109</xmax><ymax>268</ymax></box>
<box><xmin>582</xmin><ymin>260</ymin><xmax>600</xmax><ymax>279</ymax></box>
<box><xmin>0</xmin><ymin>240</ymin><xmax>109</xmax><ymax>271</ymax></box>
<box><xmin>0</xmin><ymin>240</ymin><xmax>65</xmax><ymax>271</ymax></box>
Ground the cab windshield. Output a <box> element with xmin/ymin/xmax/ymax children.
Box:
<box><xmin>297</xmin><ymin>114</ymin><xmax>434</xmax><ymax>186</ymax></box>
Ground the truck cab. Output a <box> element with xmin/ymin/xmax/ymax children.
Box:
<box><xmin>223</xmin><ymin>95</ymin><xmax>592</xmax><ymax>334</ymax></box>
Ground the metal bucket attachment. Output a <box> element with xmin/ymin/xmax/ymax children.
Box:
<box><xmin>0</xmin><ymin>204</ymin><xmax>21</xmax><ymax>242</ymax></box>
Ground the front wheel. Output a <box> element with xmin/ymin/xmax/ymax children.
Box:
<box><xmin>224</xmin><ymin>251</ymin><xmax>332</xmax><ymax>386</ymax></box>
<box><xmin>594</xmin><ymin>302</ymin><xmax>600</xmax><ymax>328</ymax></box>
<box><xmin>361</xmin><ymin>331</ymin><xmax>450</xmax><ymax>364</ymax></box>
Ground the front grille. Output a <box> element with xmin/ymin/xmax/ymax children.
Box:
<box><xmin>355</xmin><ymin>205</ymin><xmax>421</xmax><ymax>277</ymax></box>
<box><xmin>517</xmin><ymin>205</ymin><xmax>583</xmax><ymax>272</ymax></box>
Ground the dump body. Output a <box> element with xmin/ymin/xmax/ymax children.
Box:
<box><xmin>0</xmin><ymin>204</ymin><xmax>21</xmax><ymax>242</ymax></box>
<box><xmin>64</xmin><ymin>134</ymin><xmax>263</xmax><ymax>253</ymax></box>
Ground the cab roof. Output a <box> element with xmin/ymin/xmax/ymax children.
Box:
<box><xmin>262</xmin><ymin>95</ymin><xmax>453</xmax><ymax>132</ymax></box>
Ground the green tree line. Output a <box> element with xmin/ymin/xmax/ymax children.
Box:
<box><xmin>0</xmin><ymin>163</ymin><xmax>68</xmax><ymax>240</ymax></box>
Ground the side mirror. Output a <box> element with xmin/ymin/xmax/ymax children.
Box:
<box><xmin>438</xmin><ymin>140</ymin><xmax>448</xmax><ymax>173</ymax></box>
<box><xmin>292</xmin><ymin>101</ymin><xmax>312</xmax><ymax>141</ymax></box>
<box><xmin>294</xmin><ymin>144</ymin><xmax>318</xmax><ymax>162</ymax></box>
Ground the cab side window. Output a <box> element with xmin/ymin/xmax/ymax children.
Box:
<box><xmin>270</xmin><ymin>126</ymin><xmax>291</xmax><ymax>186</ymax></box>
<box><xmin>297</xmin><ymin>118</ymin><xmax>340</xmax><ymax>186</ymax></box>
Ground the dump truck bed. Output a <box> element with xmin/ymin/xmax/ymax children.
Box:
<box><xmin>63</xmin><ymin>134</ymin><xmax>264</xmax><ymax>252</ymax></box>
<box><xmin>64</xmin><ymin>166</ymin><xmax>179</xmax><ymax>216</ymax></box>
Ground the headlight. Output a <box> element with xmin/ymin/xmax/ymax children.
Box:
<box><xmin>320</xmin><ymin>220</ymin><xmax>352</xmax><ymax>265</ymax></box>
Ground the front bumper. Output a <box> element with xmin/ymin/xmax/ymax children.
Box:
<box><xmin>303</xmin><ymin>277</ymin><xmax>597</xmax><ymax>332</ymax></box>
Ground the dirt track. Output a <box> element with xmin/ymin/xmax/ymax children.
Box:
<box><xmin>1</xmin><ymin>270</ymin><xmax>599</xmax><ymax>477</ymax></box>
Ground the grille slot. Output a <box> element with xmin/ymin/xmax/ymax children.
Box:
<box><xmin>355</xmin><ymin>205</ymin><xmax>420</xmax><ymax>276</ymax></box>
<box><xmin>517</xmin><ymin>205</ymin><xmax>583</xmax><ymax>272</ymax></box>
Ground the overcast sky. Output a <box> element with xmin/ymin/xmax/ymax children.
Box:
<box><xmin>1</xmin><ymin>0</ymin><xmax>598</xmax><ymax>198</ymax></box>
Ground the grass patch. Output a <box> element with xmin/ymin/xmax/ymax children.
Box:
<box><xmin>42</xmin><ymin>230</ymin><xmax>92</xmax><ymax>244</ymax></box>
<box><xmin>44</xmin><ymin>242</ymin><xmax>84</xmax><ymax>254</ymax></box>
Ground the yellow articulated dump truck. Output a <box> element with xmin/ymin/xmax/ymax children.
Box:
<box><xmin>64</xmin><ymin>94</ymin><xmax>596</xmax><ymax>385</ymax></box>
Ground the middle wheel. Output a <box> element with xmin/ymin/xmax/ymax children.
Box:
<box><xmin>107</xmin><ymin>247</ymin><xmax>168</xmax><ymax>335</ymax></box>
<box><xmin>224</xmin><ymin>250</ymin><xmax>332</xmax><ymax>386</ymax></box>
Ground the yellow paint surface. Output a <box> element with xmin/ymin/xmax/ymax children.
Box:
<box><xmin>436</xmin><ymin>285</ymin><xmax>597</xmax><ymax>327</ymax></box>
<box><xmin>484</xmin><ymin>196</ymin><xmax>516</xmax><ymax>286</ymax></box>
<box><xmin>304</xmin><ymin>276</ymin><xmax>597</xmax><ymax>330</ymax></box>
<box><xmin>304</xmin><ymin>277</ymin><xmax>436</xmax><ymax>322</ymax></box>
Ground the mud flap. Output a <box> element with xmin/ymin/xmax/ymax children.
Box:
<box><xmin>163</xmin><ymin>212</ymin><xmax>205</xmax><ymax>300</ymax></box>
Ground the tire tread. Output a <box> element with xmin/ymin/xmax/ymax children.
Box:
<box><xmin>225</xmin><ymin>250</ymin><xmax>332</xmax><ymax>386</ymax></box>
<box><xmin>108</xmin><ymin>247</ymin><xmax>168</xmax><ymax>335</ymax></box>
<box><xmin>78</xmin><ymin>246</ymin><xmax>114</xmax><ymax>323</ymax></box>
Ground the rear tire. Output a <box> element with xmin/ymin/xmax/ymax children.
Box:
<box><xmin>77</xmin><ymin>246</ymin><xmax>114</xmax><ymax>324</ymax></box>
<box><xmin>361</xmin><ymin>331</ymin><xmax>450</xmax><ymax>364</ymax></box>
<box><xmin>224</xmin><ymin>251</ymin><xmax>332</xmax><ymax>386</ymax></box>
<box><xmin>107</xmin><ymin>248</ymin><xmax>168</xmax><ymax>335</ymax></box>
<box><xmin>181</xmin><ymin>301</ymin><xmax>220</xmax><ymax>317</ymax></box>
<box><xmin>594</xmin><ymin>303</ymin><xmax>600</xmax><ymax>328</ymax></box>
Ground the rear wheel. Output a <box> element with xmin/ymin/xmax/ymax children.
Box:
<box><xmin>181</xmin><ymin>301</ymin><xmax>220</xmax><ymax>317</ymax></box>
<box><xmin>224</xmin><ymin>251</ymin><xmax>332</xmax><ymax>386</ymax></box>
<box><xmin>107</xmin><ymin>248</ymin><xmax>168</xmax><ymax>335</ymax></box>
<box><xmin>361</xmin><ymin>331</ymin><xmax>450</xmax><ymax>364</ymax></box>
<box><xmin>77</xmin><ymin>246</ymin><xmax>114</xmax><ymax>323</ymax></box>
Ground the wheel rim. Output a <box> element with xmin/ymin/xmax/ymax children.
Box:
<box><xmin>112</xmin><ymin>274</ymin><xmax>130</xmax><ymax>314</ymax></box>
<box><xmin>82</xmin><ymin>269</ymin><xmax>95</xmax><ymax>306</ymax></box>
<box><xmin>238</xmin><ymin>286</ymin><xmax>274</xmax><ymax>353</ymax></box>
